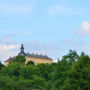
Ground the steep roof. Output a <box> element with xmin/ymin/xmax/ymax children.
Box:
<box><xmin>5</xmin><ymin>56</ymin><xmax>16</xmax><ymax>62</ymax></box>
<box><xmin>26</xmin><ymin>53</ymin><xmax>52</xmax><ymax>60</ymax></box>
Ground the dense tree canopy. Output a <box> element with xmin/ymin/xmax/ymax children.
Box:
<box><xmin>0</xmin><ymin>50</ymin><xmax>90</xmax><ymax>90</ymax></box>
<box><xmin>26</xmin><ymin>61</ymin><xmax>35</xmax><ymax>66</ymax></box>
<box><xmin>0</xmin><ymin>61</ymin><xmax>3</xmax><ymax>70</ymax></box>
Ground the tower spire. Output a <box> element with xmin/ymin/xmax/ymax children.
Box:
<box><xmin>20</xmin><ymin>44</ymin><xmax>24</xmax><ymax>52</ymax></box>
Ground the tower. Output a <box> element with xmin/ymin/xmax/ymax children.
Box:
<box><xmin>20</xmin><ymin>44</ymin><xmax>24</xmax><ymax>53</ymax></box>
<box><xmin>18</xmin><ymin>44</ymin><xmax>26</xmax><ymax>56</ymax></box>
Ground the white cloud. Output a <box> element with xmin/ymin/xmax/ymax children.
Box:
<box><xmin>0</xmin><ymin>44</ymin><xmax>19</xmax><ymax>51</ymax></box>
<box><xmin>0</xmin><ymin>3</ymin><xmax>32</xmax><ymax>13</ymax></box>
<box><xmin>75</xmin><ymin>22</ymin><xmax>90</xmax><ymax>36</ymax></box>
<box><xmin>0</xmin><ymin>44</ymin><xmax>20</xmax><ymax>64</ymax></box>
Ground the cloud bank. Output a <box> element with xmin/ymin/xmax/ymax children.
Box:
<box><xmin>0</xmin><ymin>44</ymin><xmax>20</xmax><ymax>64</ymax></box>
<box><xmin>75</xmin><ymin>22</ymin><xmax>90</xmax><ymax>36</ymax></box>
<box><xmin>0</xmin><ymin>44</ymin><xmax>19</xmax><ymax>51</ymax></box>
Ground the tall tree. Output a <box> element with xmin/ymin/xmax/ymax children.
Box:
<box><xmin>0</xmin><ymin>61</ymin><xmax>3</xmax><ymax>70</ymax></box>
<box><xmin>62</xmin><ymin>50</ymin><xmax>79</xmax><ymax>65</ymax></box>
<box><xmin>26</xmin><ymin>61</ymin><xmax>35</xmax><ymax>66</ymax></box>
<box><xmin>62</xmin><ymin>55</ymin><xmax>90</xmax><ymax>90</ymax></box>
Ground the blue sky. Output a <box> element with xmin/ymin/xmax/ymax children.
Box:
<box><xmin>0</xmin><ymin>0</ymin><xmax>90</xmax><ymax>63</ymax></box>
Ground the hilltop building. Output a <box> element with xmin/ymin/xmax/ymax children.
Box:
<box><xmin>5</xmin><ymin>44</ymin><xmax>53</xmax><ymax>66</ymax></box>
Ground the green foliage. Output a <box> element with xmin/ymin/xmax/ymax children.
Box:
<box><xmin>0</xmin><ymin>76</ymin><xmax>14</xmax><ymax>90</ymax></box>
<box><xmin>0</xmin><ymin>61</ymin><xmax>4</xmax><ymax>70</ymax></box>
<box><xmin>0</xmin><ymin>50</ymin><xmax>90</xmax><ymax>90</ymax></box>
<box><xmin>20</xmin><ymin>65</ymin><xmax>39</xmax><ymax>79</ymax></box>
<box><xmin>62</xmin><ymin>50</ymin><xmax>79</xmax><ymax>65</ymax></box>
<box><xmin>10</xmin><ymin>56</ymin><xmax>25</xmax><ymax>64</ymax></box>
<box><xmin>37</xmin><ymin>64</ymin><xmax>53</xmax><ymax>81</ymax></box>
<box><xmin>62</xmin><ymin>55</ymin><xmax>90</xmax><ymax>90</ymax></box>
<box><xmin>26</xmin><ymin>61</ymin><xmax>35</xmax><ymax>66</ymax></box>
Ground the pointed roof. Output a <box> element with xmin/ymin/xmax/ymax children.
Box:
<box><xmin>18</xmin><ymin>44</ymin><xmax>26</xmax><ymax>56</ymax></box>
<box><xmin>21</xmin><ymin>44</ymin><xmax>24</xmax><ymax>49</ymax></box>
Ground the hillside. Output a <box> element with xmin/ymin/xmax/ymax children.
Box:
<box><xmin>0</xmin><ymin>50</ymin><xmax>90</xmax><ymax>90</ymax></box>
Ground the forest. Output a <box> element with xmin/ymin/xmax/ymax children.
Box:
<box><xmin>0</xmin><ymin>50</ymin><xmax>90</xmax><ymax>90</ymax></box>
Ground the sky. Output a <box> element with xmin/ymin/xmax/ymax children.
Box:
<box><xmin>0</xmin><ymin>0</ymin><xmax>90</xmax><ymax>64</ymax></box>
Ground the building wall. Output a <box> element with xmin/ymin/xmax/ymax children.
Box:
<box><xmin>5</xmin><ymin>61</ymin><xmax>9</xmax><ymax>66</ymax></box>
<box><xmin>25</xmin><ymin>57</ymin><xmax>52</xmax><ymax>65</ymax></box>
<box><xmin>5</xmin><ymin>57</ymin><xmax>53</xmax><ymax>66</ymax></box>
